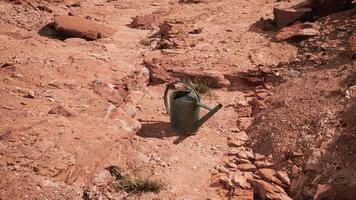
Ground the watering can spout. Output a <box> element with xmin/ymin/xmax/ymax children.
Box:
<box><xmin>195</xmin><ymin>102</ymin><xmax>222</xmax><ymax>129</ymax></box>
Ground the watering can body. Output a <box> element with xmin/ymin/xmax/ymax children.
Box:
<box><xmin>164</xmin><ymin>81</ymin><xmax>222</xmax><ymax>135</ymax></box>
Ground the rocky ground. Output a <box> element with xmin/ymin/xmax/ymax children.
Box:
<box><xmin>0</xmin><ymin>0</ymin><xmax>355</xmax><ymax>200</ymax></box>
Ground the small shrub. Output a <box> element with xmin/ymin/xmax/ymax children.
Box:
<box><xmin>114</xmin><ymin>176</ymin><xmax>162</xmax><ymax>193</ymax></box>
<box><xmin>106</xmin><ymin>165</ymin><xmax>162</xmax><ymax>194</ymax></box>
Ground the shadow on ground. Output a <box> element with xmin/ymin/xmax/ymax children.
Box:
<box><xmin>137</xmin><ymin>121</ymin><xmax>190</xmax><ymax>144</ymax></box>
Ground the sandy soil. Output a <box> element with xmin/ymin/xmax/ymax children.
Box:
<box><xmin>0</xmin><ymin>0</ymin><xmax>355</xmax><ymax>199</ymax></box>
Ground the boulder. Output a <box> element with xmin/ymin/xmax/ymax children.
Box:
<box><xmin>53</xmin><ymin>15</ymin><xmax>115</xmax><ymax>40</ymax></box>
<box><xmin>276</xmin><ymin>22</ymin><xmax>319</xmax><ymax>41</ymax></box>
<box><xmin>273</xmin><ymin>7</ymin><xmax>312</xmax><ymax>28</ymax></box>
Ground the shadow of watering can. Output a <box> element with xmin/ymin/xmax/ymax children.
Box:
<box><xmin>164</xmin><ymin>81</ymin><xmax>222</xmax><ymax>135</ymax></box>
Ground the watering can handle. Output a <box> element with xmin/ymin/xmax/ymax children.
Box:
<box><xmin>164</xmin><ymin>81</ymin><xmax>200</xmax><ymax>114</ymax></box>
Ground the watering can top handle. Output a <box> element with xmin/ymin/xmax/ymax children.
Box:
<box><xmin>164</xmin><ymin>81</ymin><xmax>200</xmax><ymax>114</ymax></box>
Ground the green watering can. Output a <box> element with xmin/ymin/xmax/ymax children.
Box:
<box><xmin>164</xmin><ymin>81</ymin><xmax>222</xmax><ymax>135</ymax></box>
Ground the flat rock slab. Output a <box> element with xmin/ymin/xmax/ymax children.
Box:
<box><xmin>276</xmin><ymin>22</ymin><xmax>319</xmax><ymax>41</ymax></box>
<box><xmin>273</xmin><ymin>7</ymin><xmax>312</xmax><ymax>28</ymax></box>
<box><xmin>54</xmin><ymin>15</ymin><xmax>116</xmax><ymax>40</ymax></box>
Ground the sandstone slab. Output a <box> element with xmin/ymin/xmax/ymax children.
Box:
<box><xmin>273</xmin><ymin>7</ymin><xmax>312</xmax><ymax>28</ymax></box>
<box><xmin>54</xmin><ymin>15</ymin><xmax>115</xmax><ymax>40</ymax></box>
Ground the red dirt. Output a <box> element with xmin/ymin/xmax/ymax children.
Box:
<box><xmin>0</xmin><ymin>0</ymin><xmax>355</xmax><ymax>199</ymax></box>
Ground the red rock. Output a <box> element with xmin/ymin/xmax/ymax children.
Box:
<box><xmin>254</xmin><ymin>153</ymin><xmax>267</xmax><ymax>161</ymax></box>
<box><xmin>210</xmin><ymin>173</ymin><xmax>229</xmax><ymax>188</ymax></box>
<box><xmin>346</xmin><ymin>35</ymin><xmax>356</xmax><ymax>59</ymax></box>
<box><xmin>305</xmin><ymin>149</ymin><xmax>322</xmax><ymax>171</ymax></box>
<box><xmin>276</xmin><ymin>171</ymin><xmax>291</xmax><ymax>187</ymax></box>
<box><xmin>256</xmin><ymin>91</ymin><xmax>269</xmax><ymax>100</ymax></box>
<box><xmin>48</xmin><ymin>105</ymin><xmax>74</xmax><ymax>117</ymax></box>
<box><xmin>232</xmin><ymin>188</ymin><xmax>254</xmax><ymax>200</ymax></box>
<box><xmin>313</xmin><ymin>184</ymin><xmax>332</xmax><ymax>200</ymax></box>
<box><xmin>228</xmin><ymin>139</ymin><xmax>246</xmax><ymax>147</ymax></box>
<box><xmin>276</xmin><ymin>22</ymin><xmax>319</xmax><ymax>41</ymax></box>
<box><xmin>290</xmin><ymin>175</ymin><xmax>308</xmax><ymax>197</ymax></box>
<box><xmin>129</xmin><ymin>11</ymin><xmax>165</xmax><ymax>30</ymax></box>
<box><xmin>254</xmin><ymin>160</ymin><xmax>275</xmax><ymax>168</ymax></box>
<box><xmin>232</xmin><ymin>175</ymin><xmax>251</xmax><ymax>189</ymax></box>
<box><xmin>273</xmin><ymin>7</ymin><xmax>312</xmax><ymax>28</ymax></box>
<box><xmin>53</xmin><ymin>15</ymin><xmax>115</xmax><ymax>40</ymax></box>
<box><xmin>238</xmin><ymin>117</ymin><xmax>254</xmax><ymax>130</ymax></box>
<box><xmin>237</xmin><ymin>163</ymin><xmax>256</xmax><ymax>172</ymax></box>
<box><xmin>258</xmin><ymin>168</ymin><xmax>284</xmax><ymax>187</ymax></box>
<box><xmin>238</xmin><ymin>106</ymin><xmax>252</xmax><ymax>117</ymax></box>
<box><xmin>235</xmin><ymin>158</ymin><xmax>251</xmax><ymax>164</ymax></box>
<box><xmin>170</xmin><ymin>68</ymin><xmax>230</xmax><ymax>88</ymax></box>
<box><xmin>249</xmin><ymin>179</ymin><xmax>293</xmax><ymax>200</ymax></box>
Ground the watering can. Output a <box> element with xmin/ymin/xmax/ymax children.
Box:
<box><xmin>164</xmin><ymin>81</ymin><xmax>222</xmax><ymax>135</ymax></box>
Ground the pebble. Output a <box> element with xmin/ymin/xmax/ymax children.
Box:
<box><xmin>24</xmin><ymin>90</ymin><xmax>35</xmax><ymax>98</ymax></box>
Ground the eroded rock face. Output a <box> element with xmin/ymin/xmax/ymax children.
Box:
<box><xmin>53</xmin><ymin>15</ymin><xmax>115</xmax><ymax>40</ymax></box>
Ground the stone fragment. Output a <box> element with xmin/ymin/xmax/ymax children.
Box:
<box><xmin>258</xmin><ymin>168</ymin><xmax>284</xmax><ymax>187</ymax></box>
<box><xmin>170</xmin><ymin>68</ymin><xmax>230</xmax><ymax>88</ymax></box>
<box><xmin>273</xmin><ymin>7</ymin><xmax>312</xmax><ymax>28</ymax></box>
<box><xmin>230</xmin><ymin>131</ymin><xmax>249</xmax><ymax>141</ymax></box>
<box><xmin>53</xmin><ymin>15</ymin><xmax>115</xmax><ymax>40</ymax></box>
<box><xmin>256</xmin><ymin>91</ymin><xmax>269</xmax><ymax>100</ymax></box>
<box><xmin>237</xmin><ymin>163</ymin><xmax>256</xmax><ymax>172</ymax></box>
<box><xmin>23</xmin><ymin>90</ymin><xmax>35</xmax><ymax>98</ymax></box>
<box><xmin>92</xmin><ymin>170</ymin><xmax>113</xmax><ymax>186</ymax></box>
<box><xmin>232</xmin><ymin>188</ymin><xmax>254</xmax><ymax>200</ymax></box>
<box><xmin>254</xmin><ymin>160</ymin><xmax>275</xmax><ymax>168</ymax></box>
<box><xmin>290</xmin><ymin>164</ymin><xmax>302</xmax><ymax>178</ymax></box>
<box><xmin>290</xmin><ymin>174</ymin><xmax>308</xmax><ymax>197</ymax></box>
<box><xmin>235</xmin><ymin>158</ymin><xmax>251</xmax><ymax>164</ymax></box>
<box><xmin>346</xmin><ymin>35</ymin><xmax>356</xmax><ymax>59</ymax></box>
<box><xmin>226</xmin><ymin>161</ymin><xmax>238</xmax><ymax>169</ymax></box>
<box><xmin>305</xmin><ymin>149</ymin><xmax>322</xmax><ymax>171</ymax></box>
<box><xmin>48</xmin><ymin>105</ymin><xmax>74</xmax><ymax>117</ymax></box>
<box><xmin>238</xmin><ymin>106</ymin><xmax>253</xmax><ymax>117</ymax></box>
<box><xmin>231</xmin><ymin>175</ymin><xmax>251</xmax><ymax>189</ymax></box>
<box><xmin>313</xmin><ymin>184</ymin><xmax>332</xmax><ymax>200</ymax></box>
<box><xmin>210</xmin><ymin>173</ymin><xmax>229</xmax><ymax>188</ymax></box>
<box><xmin>238</xmin><ymin>117</ymin><xmax>253</xmax><ymax>130</ymax></box>
<box><xmin>228</xmin><ymin>139</ymin><xmax>246</xmax><ymax>147</ymax></box>
<box><xmin>249</xmin><ymin>179</ymin><xmax>293</xmax><ymax>200</ymax></box>
<box><xmin>129</xmin><ymin>11</ymin><xmax>165</xmax><ymax>30</ymax></box>
<box><xmin>254</xmin><ymin>153</ymin><xmax>267</xmax><ymax>161</ymax></box>
<box><xmin>276</xmin><ymin>22</ymin><xmax>319</xmax><ymax>41</ymax></box>
<box><xmin>276</xmin><ymin>171</ymin><xmax>291</xmax><ymax>186</ymax></box>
